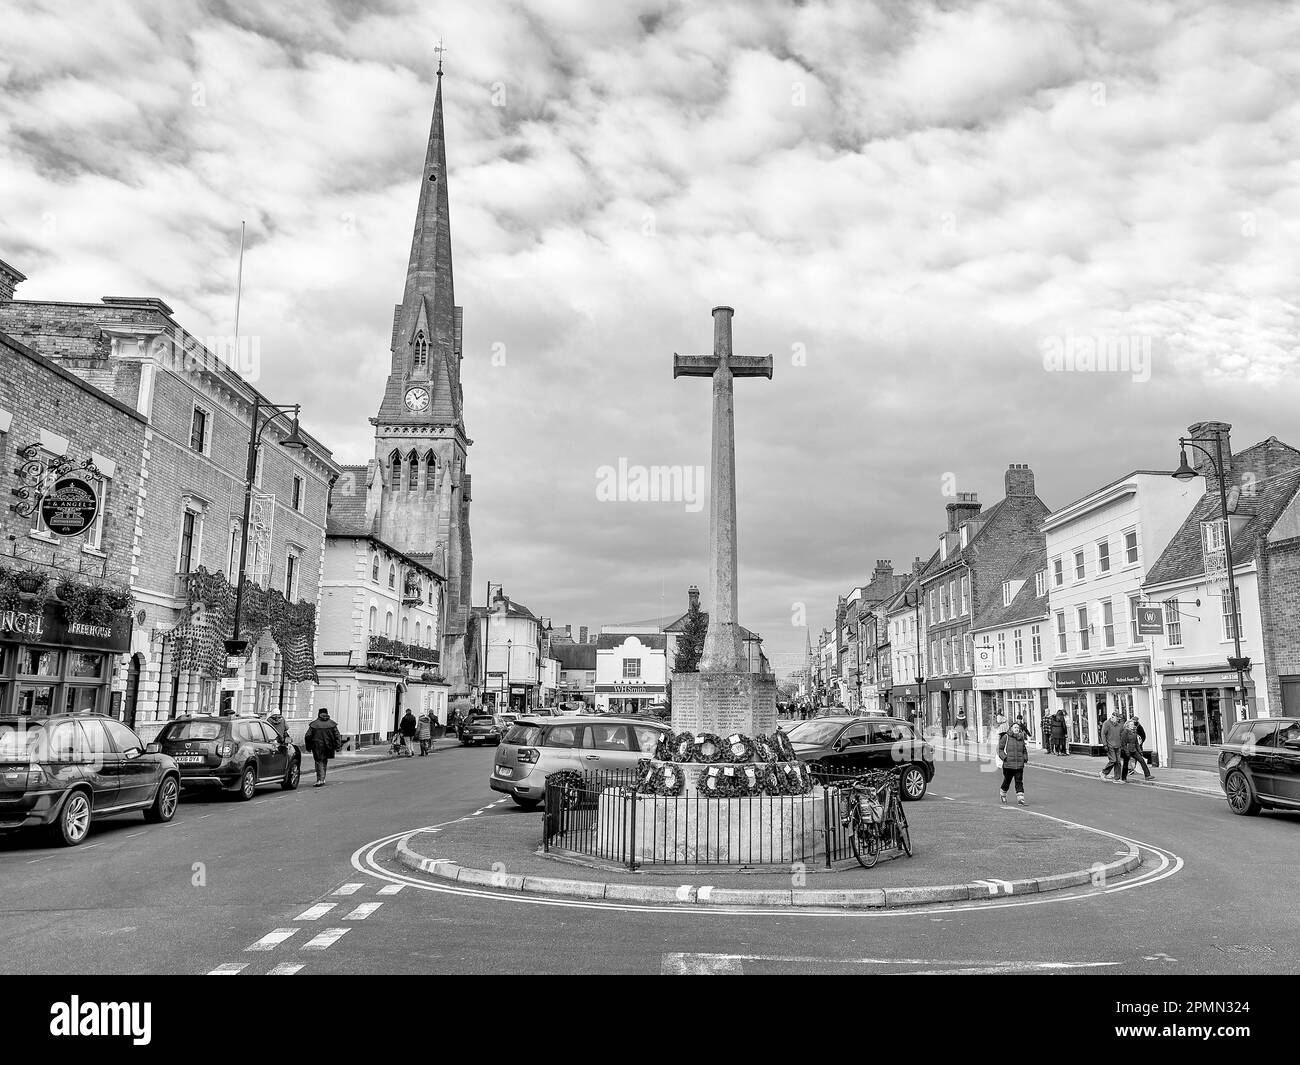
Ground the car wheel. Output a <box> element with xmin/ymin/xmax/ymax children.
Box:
<box><xmin>281</xmin><ymin>758</ymin><xmax>300</xmax><ymax>791</ymax></box>
<box><xmin>52</xmin><ymin>789</ymin><xmax>92</xmax><ymax>847</ymax></box>
<box><xmin>899</xmin><ymin>764</ymin><xmax>928</xmax><ymax>801</ymax></box>
<box><xmin>1225</xmin><ymin>770</ymin><xmax>1260</xmax><ymax>816</ymax></box>
<box><xmin>144</xmin><ymin>775</ymin><xmax>179</xmax><ymax>823</ymax></box>
<box><xmin>237</xmin><ymin>765</ymin><xmax>257</xmax><ymax>801</ymax></box>
<box><xmin>512</xmin><ymin>796</ymin><xmax>541</xmax><ymax>809</ymax></box>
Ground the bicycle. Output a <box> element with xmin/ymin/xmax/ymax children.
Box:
<box><xmin>840</xmin><ymin>768</ymin><xmax>912</xmax><ymax>868</ymax></box>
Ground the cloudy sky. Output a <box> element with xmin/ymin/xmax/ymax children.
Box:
<box><xmin>4</xmin><ymin>0</ymin><xmax>1300</xmax><ymax>674</ymax></box>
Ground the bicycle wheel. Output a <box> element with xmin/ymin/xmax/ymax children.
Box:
<box><xmin>851</xmin><ymin>825</ymin><xmax>880</xmax><ymax>869</ymax></box>
<box><xmin>896</xmin><ymin>816</ymin><xmax>912</xmax><ymax>857</ymax></box>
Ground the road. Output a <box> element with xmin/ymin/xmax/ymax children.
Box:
<box><xmin>0</xmin><ymin>746</ymin><xmax>1294</xmax><ymax>975</ymax></box>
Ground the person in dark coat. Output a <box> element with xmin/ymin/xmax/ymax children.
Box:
<box><xmin>1050</xmin><ymin>710</ymin><xmax>1067</xmax><ymax>756</ymax></box>
<box><xmin>1120</xmin><ymin>718</ymin><xmax>1154</xmax><ymax>781</ymax></box>
<box><xmin>304</xmin><ymin>708</ymin><xmax>344</xmax><ymax>786</ymax></box>
<box><xmin>399</xmin><ymin>709</ymin><xmax>417</xmax><ymax>756</ymax></box>
<box><xmin>264</xmin><ymin>711</ymin><xmax>289</xmax><ymax>745</ymax></box>
<box><xmin>997</xmin><ymin>721</ymin><xmax>1030</xmax><ymax>806</ymax></box>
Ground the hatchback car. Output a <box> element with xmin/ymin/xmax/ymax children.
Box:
<box><xmin>152</xmin><ymin>715</ymin><xmax>301</xmax><ymax>799</ymax></box>
<box><xmin>459</xmin><ymin>714</ymin><xmax>504</xmax><ymax>746</ymax></box>
<box><xmin>0</xmin><ymin>714</ymin><xmax>181</xmax><ymax>846</ymax></box>
<box><xmin>491</xmin><ymin>715</ymin><xmax>671</xmax><ymax>808</ymax></box>
<box><xmin>785</xmin><ymin>715</ymin><xmax>935</xmax><ymax>800</ymax></box>
<box><xmin>1218</xmin><ymin>717</ymin><xmax>1300</xmax><ymax>815</ymax></box>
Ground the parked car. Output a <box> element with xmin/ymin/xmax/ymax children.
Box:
<box><xmin>1218</xmin><ymin>717</ymin><xmax>1300</xmax><ymax>815</ymax></box>
<box><xmin>491</xmin><ymin>714</ymin><xmax>671</xmax><ymax>808</ymax></box>
<box><xmin>784</xmin><ymin>715</ymin><xmax>935</xmax><ymax>800</ymax></box>
<box><xmin>494</xmin><ymin>713</ymin><xmax>518</xmax><ymax>733</ymax></box>
<box><xmin>0</xmin><ymin>714</ymin><xmax>181</xmax><ymax>846</ymax></box>
<box><xmin>459</xmin><ymin>714</ymin><xmax>504</xmax><ymax>746</ymax></box>
<box><xmin>151</xmin><ymin>715</ymin><xmax>301</xmax><ymax>799</ymax></box>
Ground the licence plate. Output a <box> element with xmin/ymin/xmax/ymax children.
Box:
<box><xmin>494</xmin><ymin>766</ymin><xmax>513</xmax><ymax>777</ymax></box>
<box><xmin>174</xmin><ymin>755</ymin><xmax>205</xmax><ymax>764</ymax></box>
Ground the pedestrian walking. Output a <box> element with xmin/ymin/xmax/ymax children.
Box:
<box><xmin>304</xmin><ymin>708</ymin><xmax>343</xmax><ymax>787</ymax></box>
<box><xmin>264</xmin><ymin>710</ymin><xmax>289</xmax><ymax>745</ymax></box>
<box><xmin>417</xmin><ymin>710</ymin><xmax>433</xmax><ymax>756</ymax></box>
<box><xmin>1100</xmin><ymin>709</ymin><xmax>1125</xmax><ymax>782</ymax></box>
<box><xmin>1050</xmin><ymin>709</ymin><xmax>1067</xmax><ymax>756</ymax></box>
<box><xmin>399</xmin><ymin>709</ymin><xmax>417</xmax><ymax>756</ymax></box>
<box><xmin>954</xmin><ymin>706</ymin><xmax>969</xmax><ymax>746</ymax></box>
<box><xmin>997</xmin><ymin>719</ymin><xmax>1030</xmax><ymax>805</ymax></box>
<box><xmin>1120</xmin><ymin>718</ymin><xmax>1154</xmax><ymax>781</ymax></box>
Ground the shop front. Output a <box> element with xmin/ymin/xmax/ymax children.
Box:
<box><xmin>0</xmin><ymin>603</ymin><xmax>131</xmax><ymax>717</ymax></box>
<box><xmin>975</xmin><ymin>670</ymin><xmax>1051</xmax><ymax>748</ymax></box>
<box><xmin>890</xmin><ymin>683</ymin><xmax>923</xmax><ymax>725</ymax></box>
<box><xmin>595</xmin><ymin>682</ymin><xmax>666</xmax><ymax>714</ymax></box>
<box><xmin>926</xmin><ymin>675</ymin><xmax>973</xmax><ymax>739</ymax></box>
<box><xmin>1051</xmin><ymin>659</ymin><xmax>1153</xmax><ymax>758</ymax></box>
<box><xmin>1158</xmin><ymin>667</ymin><xmax>1253</xmax><ymax>771</ymax></box>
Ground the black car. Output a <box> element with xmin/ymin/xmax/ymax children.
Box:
<box><xmin>152</xmin><ymin>715</ymin><xmax>301</xmax><ymax>799</ymax></box>
<box><xmin>459</xmin><ymin>714</ymin><xmax>503</xmax><ymax>746</ymax></box>
<box><xmin>784</xmin><ymin>715</ymin><xmax>935</xmax><ymax>800</ymax></box>
<box><xmin>0</xmin><ymin>714</ymin><xmax>181</xmax><ymax>846</ymax></box>
<box><xmin>1218</xmin><ymin>717</ymin><xmax>1300</xmax><ymax>815</ymax></box>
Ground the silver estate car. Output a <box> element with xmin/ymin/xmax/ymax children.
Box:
<box><xmin>490</xmin><ymin>714</ymin><xmax>670</xmax><ymax>808</ymax></box>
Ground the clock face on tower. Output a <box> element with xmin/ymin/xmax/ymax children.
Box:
<box><xmin>404</xmin><ymin>387</ymin><xmax>430</xmax><ymax>412</ymax></box>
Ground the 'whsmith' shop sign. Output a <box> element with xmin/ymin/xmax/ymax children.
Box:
<box><xmin>0</xmin><ymin>604</ymin><xmax>131</xmax><ymax>654</ymax></box>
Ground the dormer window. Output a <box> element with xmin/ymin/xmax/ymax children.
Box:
<box><xmin>1002</xmin><ymin>581</ymin><xmax>1012</xmax><ymax>607</ymax></box>
<box><xmin>413</xmin><ymin>331</ymin><xmax>429</xmax><ymax>371</ymax></box>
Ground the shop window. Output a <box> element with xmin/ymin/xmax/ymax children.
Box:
<box><xmin>62</xmin><ymin>686</ymin><xmax>98</xmax><ymax>715</ymax></box>
<box><xmin>1164</xmin><ymin>599</ymin><xmax>1182</xmax><ymax>646</ymax></box>
<box><xmin>68</xmin><ymin>652</ymin><xmax>104</xmax><ymax>679</ymax></box>
<box><xmin>1178</xmin><ymin>689</ymin><xmax>1224</xmax><ymax>746</ymax></box>
<box><xmin>20</xmin><ymin>649</ymin><xmax>61</xmax><ymax>677</ymax></box>
<box><xmin>17</xmin><ymin>686</ymin><xmax>56</xmax><ymax>716</ymax></box>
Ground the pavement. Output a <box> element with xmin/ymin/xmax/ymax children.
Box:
<box><xmin>329</xmin><ymin>735</ymin><xmax>461</xmax><ymax>768</ymax></box>
<box><xmin>2</xmin><ymin>739</ymin><xmax>1297</xmax><ymax>975</ymax></box>
<box><xmin>395</xmin><ymin>795</ymin><xmax>1140</xmax><ymax>907</ymax></box>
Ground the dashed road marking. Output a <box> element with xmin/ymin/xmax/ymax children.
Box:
<box><xmin>343</xmin><ymin>902</ymin><xmax>382</xmax><ymax>920</ymax></box>
<box><xmin>378</xmin><ymin>884</ymin><xmax>405</xmax><ymax>895</ymax></box>
<box><xmin>208</xmin><ymin>963</ymin><xmax>248</xmax><ymax>975</ymax></box>
<box><xmin>302</xmin><ymin>928</ymin><xmax>350</xmax><ymax>951</ymax></box>
<box><xmin>268</xmin><ymin>962</ymin><xmax>304</xmax><ymax>975</ymax></box>
<box><xmin>248</xmin><ymin>929</ymin><xmax>298</xmax><ymax>951</ymax></box>
<box><xmin>296</xmin><ymin>903</ymin><xmax>336</xmax><ymax>921</ymax></box>
<box><xmin>333</xmin><ymin>883</ymin><xmax>363</xmax><ymax>896</ymax></box>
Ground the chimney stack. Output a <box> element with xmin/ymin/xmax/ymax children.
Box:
<box><xmin>872</xmin><ymin>559</ymin><xmax>894</xmax><ymax>581</ymax></box>
<box><xmin>0</xmin><ymin>259</ymin><xmax>26</xmax><ymax>303</ymax></box>
<box><xmin>1004</xmin><ymin>463</ymin><xmax>1036</xmax><ymax>498</ymax></box>
<box><xmin>688</xmin><ymin>584</ymin><xmax>700</xmax><ymax>612</ymax></box>
<box><xmin>564</xmin><ymin>624</ymin><xmax>572</xmax><ymax>639</ymax></box>
<box><xmin>1186</xmin><ymin>421</ymin><xmax>1233</xmax><ymax>488</ymax></box>
<box><xmin>579</xmin><ymin>625</ymin><xmax>588</xmax><ymax>643</ymax></box>
<box><xmin>946</xmin><ymin>491</ymin><xmax>982</xmax><ymax>531</ymax></box>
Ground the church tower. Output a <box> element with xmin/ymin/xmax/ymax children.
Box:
<box><xmin>364</xmin><ymin>62</ymin><xmax>475</xmax><ymax>695</ymax></box>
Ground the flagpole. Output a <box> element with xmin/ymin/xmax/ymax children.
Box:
<box><xmin>234</xmin><ymin>220</ymin><xmax>246</xmax><ymax>348</ymax></box>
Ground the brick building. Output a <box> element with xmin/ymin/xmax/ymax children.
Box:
<box><xmin>887</xmin><ymin>556</ymin><xmax>934</xmax><ymax>722</ymax></box>
<box><xmin>919</xmin><ymin>465</ymin><xmax>1051</xmax><ymax>743</ymax></box>
<box><xmin>0</xmin><ymin>268</ymin><xmax>340</xmax><ymax>742</ymax></box>
<box><xmin>0</xmin><ymin>328</ymin><xmax>146</xmax><ymax>717</ymax></box>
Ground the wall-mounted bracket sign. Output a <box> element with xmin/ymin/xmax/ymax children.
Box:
<box><xmin>39</xmin><ymin>475</ymin><xmax>100</xmax><ymax>536</ymax></box>
<box><xmin>10</xmin><ymin>443</ymin><xmax>102</xmax><ymax>526</ymax></box>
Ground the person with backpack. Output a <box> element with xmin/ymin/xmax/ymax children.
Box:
<box><xmin>997</xmin><ymin>719</ymin><xmax>1030</xmax><ymax>806</ymax></box>
<box><xmin>304</xmin><ymin>708</ymin><xmax>344</xmax><ymax>787</ymax></box>
<box><xmin>1120</xmin><ymin>717</ymin><xmax>1154</xmax><ymax>781</ymax></box>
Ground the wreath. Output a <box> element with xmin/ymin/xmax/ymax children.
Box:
<box><xmin>668</xmin><ymin>731</ymin><xmax>696</xmax><ymax>762</ymax></box>
<box><xmin>637</xmin><ymin>762</ymin><xmax>684</xmax><ymax>797</ymax></box>
<box><xmin>761</xmin><ymin>764</ymin><xmax>785</xmax><ymax>796</ymax></box>
<box><xmin>693</xmin><ymin>732</ymin><xmax>725</xmax><ymax>763</ymax></box>
<box><xmin>753</xmin><ymin>735</ymin><xmax>780</xmax><ymax>763</ymax></box>
<box><xmin>724</xmin><ymin>733</ymin><xmax>755</xmax><ymax>763</ymax></box>
<box><xmin>653</xmin><ymin>733</ymin><xmax>674</xmax><ymax>761</ymax></box>
<box><xmin>774</xmin><ymin>762</ymin><xmax>815</xmax><ymax>795</ymax></box>
<box><xmin>698</xmin><ymin>764</ymin><xmax>741</xmax><ymax>797</ymax></box>
<box><xmin>770</xmin><ymin>729</ymin><xmax>797</xmax><ymax>762</ymax></box>
<box><xmin>735</xmin><ymin>763</ymin><xmax>764</xmax><ymax>796</ymax></box>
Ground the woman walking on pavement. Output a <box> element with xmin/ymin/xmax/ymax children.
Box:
<box><xmin>417</xmin><ymin>710</ymin><xmax>433</xmax><ymax>755</ymax></box>
<box><xmin>1120</xmin><ymin>717</ymin><xmax>1154</xmax><ymax>782</ymax></box>
<box><xmin>997</xmin><ymin>719</ymin><xmax>1030</xmax><ymax>806</ymax></box>
<box><xmin>304</xmin><ymin>708</ymin><xmax>344</xmax><ymax>787</ymax></box>
<box><xmin>1050</xmin><ymin>709</ymin><xmax>1067</xmax><ymax>756</ymax></box>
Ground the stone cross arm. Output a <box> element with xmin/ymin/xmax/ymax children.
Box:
<box><xmin>673</xmin><ymin>353</ymin><xmax>773</xmax><ymax>379</ymax></box>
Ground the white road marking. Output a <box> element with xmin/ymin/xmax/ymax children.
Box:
<box><xmin>301</xmin><ymin>928</ymin><xmax>350</xmax><ymax>951</ymax></box>
<box><xmin>333</xmin><ymin>883</ymin><xmax>363</xmax><ymax>896</ymax></box>
<box><xmin>268</xmin><ymin>962</ymin><xmax>304</xmax><ymax>975</ymax></box>
<box><xmin>208</xmin><ymin>963</ymin><xmax>248</xmax><ymax>975</ymax></box>
<box><xmin>248</xmin><ymin>929</ymin><xmax>298</xmax><ymax>951</ymax></box>
<box><xmin>662</xmin><ymin>952</ymin><xmax>743</xmax><ymax>974</ymax></box>
<box><xmin>697</xmin><ymin>886</ymin><xmax>714</xmax><ymax>901</ymax></box>
<box><xmin>295</xmin><ymin>903</ymin><xmax>336</xmax><ymax>921</ymax></box>
<box><xmin>344</xmin><ymin>902</ymin><xmax>382</xmax><ymax>920</ymax></box>
<box><xmin>973</xmin><ymin>878</ymin><xmax>1014</xmax><ymax>895</ymax></box>
<box><xmin>378</xmin><ymin>884</ymin><xmax>405</xmax><ymax>895</ymax></box>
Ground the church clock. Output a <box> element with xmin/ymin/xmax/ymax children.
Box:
<box><xmin>404</xmin><ymin>386</ymin><xmax>430</xmax><ymax>412</ymax></box>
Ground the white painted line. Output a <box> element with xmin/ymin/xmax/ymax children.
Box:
<box><xmin>662</xmin><ymin>952</ymin><xmax>743</xmax><ymax>974</ymax></box>
<box><xmin>332</xmin><ymin>883</ymin><xmax>363</xmax><ymax>896</ymax></box>
<box><xmin>208</xmin><ymin>963</ymin><xmax>248</xmax><ymax>975</ymax></box>
<box><xmin>343</xmin><ymin>902</ymin><xmax>382</xmax><ymax>920</ymax></box>
<box><xmin>295</xmin><ymin>903</ymin><xmax>336</xmax><ymax>921</ymax></box>
<box><xmin>301</xmin><ymin>928</ymin><xmax>350</xmax><ymax>951</ymax></box>
<box><xmin>247</xmin><ymin>928</ymin><xmax>298</xmax><ymax>952</ymax></box>
<box><xmin>697</xmin><ymin>886</ymin><xmax>714</xmax><ymax>901</ymax></box>
<box><xmin>378</xmin><ymin>884</ymin><xmax>405</xmax><ymax>895</ymax></box>
<box><xmin>267</xmin><ymin>962</ymin><xmax>304</xmax><ymax>975</ymax></box>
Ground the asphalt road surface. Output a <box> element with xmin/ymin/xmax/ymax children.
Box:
<box><xmin>1</xmin><ymin>747</ymin><xmax>1294</xmax><ymax>975</ymax></box>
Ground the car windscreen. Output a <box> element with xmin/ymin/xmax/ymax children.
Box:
<box><xmin>157</xmin><ymin>721</ymin><xmax>223</xmax><ymax>742</ymax></box>
<box><xmin>783</xmin><ymin>720</ymin><xmax>844</xmax><ymax>745</ymax></box>
<box><xmin>0</xmin><ymin>723</ymin><xmax>40</xmax><ymax>760</ymax></box>
<box><xmin>503</xmin><ymin>724</ymin><xmax>543</xmax><ymax>745</ymax></box>
<box><xmin>466</xmin><ymin>716</ymin><xmax>494</xmax><ymax>725</ymax></box>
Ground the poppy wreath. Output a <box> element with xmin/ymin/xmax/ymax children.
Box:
<box><xmin>724</xmin><ymin>733</ymin><xmax>755</xmax><ymax>762</ymax></box>
<box><xmin>653</xmin><ymin>733</ymin><xmax>674</xmax><ymax>761</ymax></box>
<box><xmin>770</xmin><ymin>730</ymin><xmax>797</xmax><ymax>763</ymax></box>
<box><xmin>693</xmin><ymin>732</ymin><xmax>725</xmax><ymax>763</ymax></box>
<box><xmin>752</xmin><ymin>734</ymin><xmax>780</xmax><ymax>763</ymax></box>
<box><xmin>761</xmin><ymin>764</ymin><xmax>785</xmax><ymax>796</ymax></box>
<box><xmin>698</xmin><ymin>764</ymin><xmax>741</xmax><ymax>797</ymax></box>
<box><xmin>638</xmin><ymin>762</ymin><xmax>684</xmax><ymax>797</ymax></box>
<box><xmin>669</xmin><ymin>731</ymin><xmax>696</xmax><ymax>762</ymax></box>
<box><xmin>735</xmin><ymin>763</ymin><xmax>764</xmax><ymax>796</ymax></box>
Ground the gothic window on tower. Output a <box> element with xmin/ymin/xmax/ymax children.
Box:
<box><xmin>413</xmin><ymin>331</ymin><xmax>429</xmax><ymax>371</ymax></box>
<box><xmin>407</xmin><ymin>450</ymin><xmax>420</xmax><ymax>491</ymax></box>
<box><xmin>425</xmin><ymin>451</ymin><xmax>437</xmax><ymax>492</ymax></box>
<box><xmin>390</xmin><ymin>450</ymin><xmax>402</xmax><ymax>490</ymax></box>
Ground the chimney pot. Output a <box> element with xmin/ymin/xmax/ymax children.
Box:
<box><xmin>945</xmin><ymin>492</ymin><xmax>982</xmax><ymax>531</ymax></box>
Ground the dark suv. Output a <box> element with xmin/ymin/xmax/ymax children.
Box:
<box><xmin>153</xmin><ymin>715</ymin><xmax>301</xmax><ymax>799</ymax></box>
<box><xmin>0</xmin><ymin>714</ymin><xmax>181</xmax><ymax>846</ymax></box>
<box><xmin>785</xmin><ymin>715</ymin><xmax>936</xmax><ymax>800</ymax></box>
<box><xmin>1218</xmin><ymin>717</ymin><xmax>1300</xmax><ymax>815</ymax></box>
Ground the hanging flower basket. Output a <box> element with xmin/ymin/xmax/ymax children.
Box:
<box><xmin>15</xmin><ymin>568</ymin><xmax>48</xmax><ymax>594</ymax></box>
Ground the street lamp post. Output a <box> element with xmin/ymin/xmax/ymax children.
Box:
<box><xmin>914</xmin><ymin>587</ymin><xmax>926</xmax><ymax>736</ymax></box>
<box><xmin>1173</xmin><ymin>429</ymin><xmax>1251</xmax><ymax>722</ymax></box>
<box><xmin>225</xmin><ymin>400</ymin><xmax>307</xmax><ymax>671</ymax></box>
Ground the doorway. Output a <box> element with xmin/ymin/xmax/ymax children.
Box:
<box><xmin>124</xmin><ymin>654</ymin><xmax>143</xmax><ymax>728</ymax></box>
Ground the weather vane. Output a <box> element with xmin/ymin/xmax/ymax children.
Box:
<box><xmin>435</xmin><ymin>38</ymin><xmax>447</xmax><ymax>76</ymax></box>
